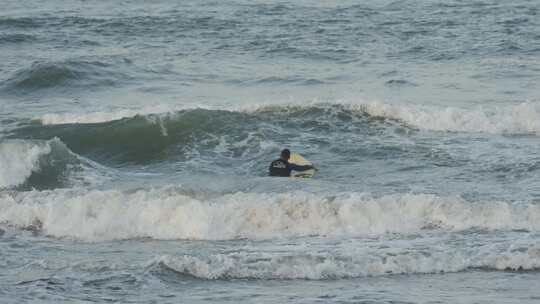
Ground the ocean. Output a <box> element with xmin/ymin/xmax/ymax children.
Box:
<box><xmin>1</xmin><ymin>0</ymin><xmax>540</xmax><ymax>303</ymax></box>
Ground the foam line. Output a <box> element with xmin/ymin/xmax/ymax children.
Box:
<box><xmin>1</xmin><ymin>188</ymin><xmax>538</xmax><ymax>241</ymax></box>
<box><xmin>152</xmin><ymin>245</ymin><xmax>540</xmax><ymax>280</ymax></box>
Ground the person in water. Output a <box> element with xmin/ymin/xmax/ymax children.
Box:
<box><xmin>269</xmin><ymin>149</ymin><xmax>316</xmax><ymax>177</ymax></box>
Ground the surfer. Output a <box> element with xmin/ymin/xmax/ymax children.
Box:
<box><xmin>269</xmin><ymin>149</ymin><xmax>316</xmax><ymax>177</ymax></box>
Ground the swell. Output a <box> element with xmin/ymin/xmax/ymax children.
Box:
<box><xmin>0</xmin><ymin>17</ymin><xmax>41</xmax><ymax>29</ymax></box>
<box><xmin>1</xmin><ymin>188</ymin><xmax>539</xmax><ymax>242</ymax></box>
<box><xmin>35</xmin><ymin>100</ymin><xmax>540</xmax><ymax>134</ymax></box>
<box><xmin>0</xmin><ymin>15</ymin><xmax>239</xmax><ymax>35</ymax></box>
<box><xmin>0</xmin><ymin>33</ymin><xmax>37</xmax><ymax>43</ymax></box>
<box><xmin>1</xmin><ymin>59</ymin><xmax>130</xmax><ymax>93</ymax></box>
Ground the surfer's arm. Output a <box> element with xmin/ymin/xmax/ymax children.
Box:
<box><xmin>288</xmin><ymin>163</ymin><xmax>314</xmax><ymax>172</ymax></box>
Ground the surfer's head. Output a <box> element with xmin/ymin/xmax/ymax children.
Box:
<box><xmin>280</xmin><ymin>149</ymin><xmax>291</xmax><ymax>160</ymax></box>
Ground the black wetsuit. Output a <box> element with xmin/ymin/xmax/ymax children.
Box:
<box><xmin>269</xmin><ymin>158</ymin><xmax>313</xmax><ymax>177</ymax></box>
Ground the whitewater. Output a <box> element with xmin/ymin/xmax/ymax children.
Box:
<box><xmin>2</xmin><ymin>0</ymin><xmax>540</xmax><ymax>303</ymax></box>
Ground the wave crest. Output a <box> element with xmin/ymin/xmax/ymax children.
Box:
<box><xmin>35</xmin><ymin>100</ymin><xmax>540</xmax><ymax>135</ymax></box>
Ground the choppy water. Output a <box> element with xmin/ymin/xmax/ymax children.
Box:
<box><xmin>1</xmin><ymin>0</ymin><xmax>540</xmax><ymax>303</ymax></box>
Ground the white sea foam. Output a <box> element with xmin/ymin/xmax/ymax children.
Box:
<box><xmin>0</xmin><ymin>139</ymin><xmax>52</xmax><ymax>189</ymax></box>
<box><xmin>357</xmin><ymin>100</ymin><xmax>540</xmax><ymax>134</ymax></box>
<box><xmin>1</xmin><ymin>187</ymin><xmax>538</xmax><ymax>242</ymax></box>
<box><xmin>154</xmin><ymin>245</ymin><xmax>540</xmax><ymax>280</ymax></box>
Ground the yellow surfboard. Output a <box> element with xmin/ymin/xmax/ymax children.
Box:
<box><xmin>289</xmin><ymin>153</ymin><xmax>315</xmax><ymax>178</ymax></box>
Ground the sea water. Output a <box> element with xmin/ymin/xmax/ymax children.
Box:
<box><xmin>1</xmin><ymin>0</ymin><xmax>540</xmax><ymax>303</ymax></box>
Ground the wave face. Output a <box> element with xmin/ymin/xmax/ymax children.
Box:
<box><xmin>9</xmin><ymin>101</ymin><xmax>540</xmax><ymax>168</ymax></box>
<box><xmin>1</xmin><ymin>188</ymin><xmax>538</xmax><ymax>242</ymax></box>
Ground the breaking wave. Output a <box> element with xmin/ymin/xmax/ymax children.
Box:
<box><xmin>358</xmin><ymin>101</ymin><xmax>540</xmax><ymax>135</ymax></box>
<box><xmin>0</xmin><ymin>138</ymin><xmax>107</xmax><ymax>190</ymax></box>
<box><xmin>1</xmin><ymin>188</ymin><xmax>538</xmax><ymax>242</ymax></box>
<box><xmin>34</xmin><ymin>100</ymin><xmax>540</xmax><ymax>135</ymax></box>
<box><xmin>15</xmin><ymin>109</ymin><xmax>264</xmax><ymax>165</ymax></box>
<box><xmin>0</xmin><ymin>33</ymin><xmax>36</xmax><ymax>43</ymax></box>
